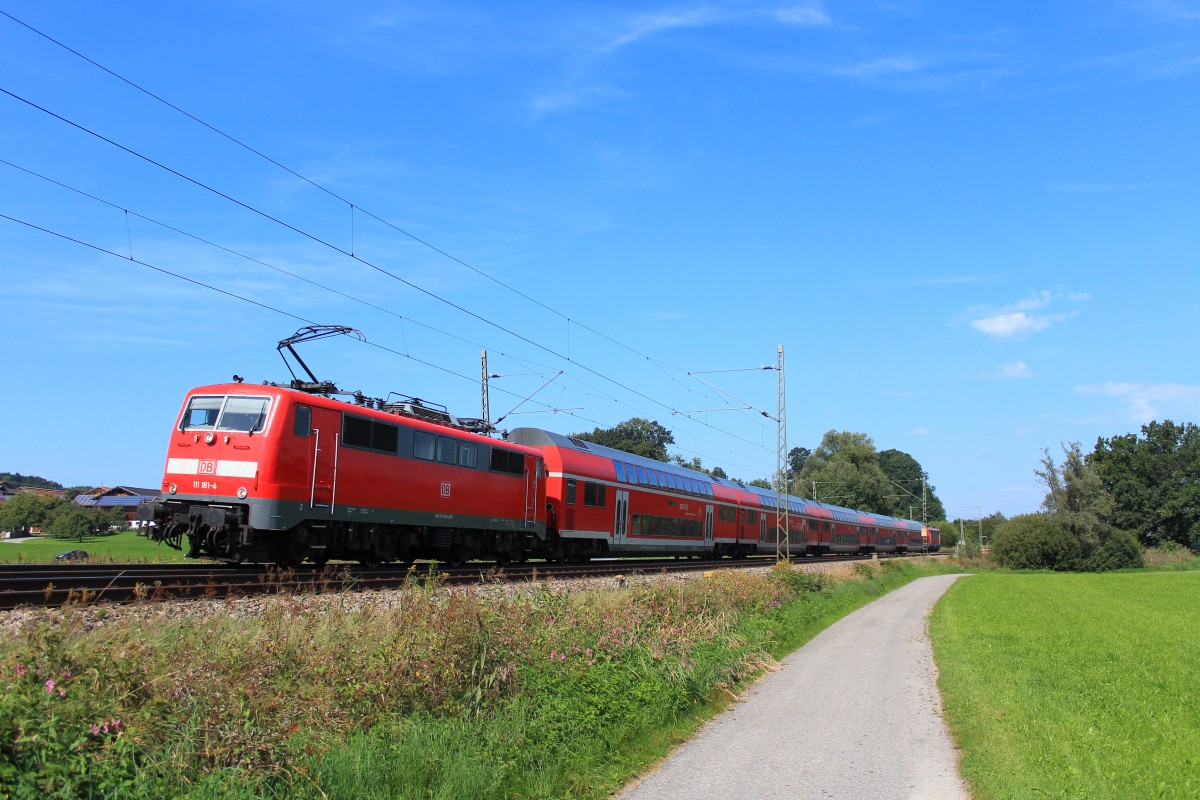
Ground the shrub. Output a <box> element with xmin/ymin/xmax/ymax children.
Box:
<box><xmin>991</xmin><ymin>514</ymin><xmax>1082</xmax><ymax>570</ymax></box>
<box><xmin>1081</xmin><ymin>529</ymin><xmax>1144</xmax><ymax>572</ymax></box>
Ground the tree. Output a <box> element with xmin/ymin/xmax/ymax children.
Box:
<box><xmin>0</xmin><ymin>473</ymin><xmax>63</xmax><ymax>491</ymax></box>
<box><xmin>877</xmin><ymin>448</ymin><xmax>947</xmax><ymax>522</ymax></box>
<box><xmin>1030</xmin><ymin>442</ymin><xmax>1142</xmax><ymax>571</ymax></box>
<box><xmin>1092</xmin><ymin>420</ymin><xmax>1200</xmax><ymax>548</ymax></box>
<box><xmin>797</xmin><ymin>430</ymin><xmax>892</xmax><ymax>513</ymax></box>
<box><xmin>45</xmin><ymin>505</ymin><xmax>124</xmax><ymax>542</ymax></box>
<box><xmin>786</xmin><ymin>447</ymin><xmax>810</xmax><ymax>482</ymax></box>
<box><xmin>0</xmin><ymin>492</ymin><xmax>62</xmax><ymax>536</ymax></box>
<box><xmin>571</xmin><ymin>418</ymin><xmax>675</xmax><ymax>462</ymax></box>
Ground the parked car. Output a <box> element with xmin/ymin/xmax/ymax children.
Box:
<box><xmin>55</xmin><ymin>550</ymin><xmax>89</xmax><ymax>561</ymax></box>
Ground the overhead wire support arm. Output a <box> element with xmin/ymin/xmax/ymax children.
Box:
<box><xmin>493</xmin><ymin>370</ymin><xmax>565</xmax><ymax>427</ymax></box>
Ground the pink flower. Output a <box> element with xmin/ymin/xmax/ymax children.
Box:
<box><xmin>44</xmin><ymin>679</ymin><xmax>55</xmax><ymax>694</ymax></box>
<box><xmin>63</xmin><ymin>672</ymin><xmax>72</xmax><ymax>680</ymax></box>
<box><xmin>58</xmin><ymin>689</ymin><xmax>66</xmax><ymax>698</ymax></box>
<box><xmin>15</xmin><ymin>665</ymin><xmax>26</xmax><ymax>677</ymax></box>
<box><xmin>91</xmin><ymin>725</ymin><xmax>100</xmax><ymax>736</ymax></box>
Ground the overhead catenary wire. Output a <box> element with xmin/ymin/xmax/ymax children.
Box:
<box><xmin>0</xmin><ymin>13</ymin><xmax>786</xmax><ymax>477</ymax></box>
<box><xmin>0</xmin><ymin>88</ymin><xmax>776</xmax><ymax>464</ymax></box>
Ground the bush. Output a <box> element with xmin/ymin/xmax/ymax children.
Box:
<box><xmin>991</xmin><ymin>514</ymin><xmax>1082</xmax><ymax>570</ymax></box>
<box><xmin>1081</xmin><ymin>529</ymin><xmax>1144</xmax><ymax>572</ymax></box>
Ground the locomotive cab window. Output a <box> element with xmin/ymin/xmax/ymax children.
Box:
<box><xmin>180</xmin><ymin>395</ymin><xmax>270</xmax><ymax>433</ymax></box>
<box><xmin>437</xmin><ymin>436</ymin><xmax>457</xmax><ymax>464</ymax></box>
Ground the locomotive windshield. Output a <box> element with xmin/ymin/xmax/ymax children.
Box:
<box><xmin>180</xmin><ymin>395</ymin><xmax>271</xmax><ymax>433</ymax></box>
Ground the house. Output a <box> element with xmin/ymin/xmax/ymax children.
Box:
<box><xmin>74</xmin><ymin>486</ymin><xmax>161</xmax><ymax>527</ymax></box>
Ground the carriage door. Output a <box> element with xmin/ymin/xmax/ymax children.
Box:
<box><xmin>307</xmin><ymin>406</ymin><xmax>341</xmax><ymax>513</ymax></box>
<box><xmin>524</xmin><ymin>456</ymin><xmax>541</xmax><ymax>527</ymax></box>
<box><xmin>613</xmin><ymin>490</ymin><xmax>630</xmax><ymax>546</ymax></box>
<box><xmin>704</xmin><ymin>504</ymin><xmax>714</xmax><ymax>546</ymax></box>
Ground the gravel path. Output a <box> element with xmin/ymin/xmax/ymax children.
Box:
<box><xmin>617</xmin><ymin>574</ymin><xmax>971</xmax><ymax>800</ymax></box>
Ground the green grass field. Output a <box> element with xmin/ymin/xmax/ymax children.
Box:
<box><xmin>0</xmin><ymin>529</ymin><xmax>195</xmax><ymax>563</ymax></box>
<box><xmin>931</xmin><ymin>571</ymin><xmax>1200</xmax><ymax>800</ymax></box>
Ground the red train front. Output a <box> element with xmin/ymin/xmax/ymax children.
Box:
<box><xmin>139</xmin><ymin>382</ymin><xmax>546</xmax><ymax>565</ymax></box>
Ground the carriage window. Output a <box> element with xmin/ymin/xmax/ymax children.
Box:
<box><xmin>294</xmin><ymin>406</ymin><xmax>311</xmax><ymax>438</ymax></box>
<box><xmin>414</xmin><ymin>431</ymin><xmax>436</xmax><ymax>461</ymax></box>
<box><xmin>613</xmin><ymin>461</ymin><xmax>628</xmax><ymax>482</ymax></box>
<box><xmin>566</xmin><ymin>479</ymin><xmax>577</xmax><ymax>505</ymax></box>
<box><xmin>636</xmin><ymin>466</ymin><xmax>649</xmax><ymax>486</ymax></box>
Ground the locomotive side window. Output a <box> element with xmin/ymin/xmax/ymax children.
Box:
<box><xmin>343</xmin><ymin>415</ymin><xmax>372</xmax><ymax>449</ymax></box>
<box><xmin>413</xmin><ymin>431</ymin><xmax>436</xmax><ymax>461</ymax></box>
<box><xmin>343</xmin><ymin>414</ymin><xmax>399</xmax><ymax>454</ymax></box>
<box><xmin>294</xmin><ymin>406</ymin><xmax>311</xmax><ymax>437</ymax></box>
<box><xmin>373</xmin><ymin>422</ymin><xmax>399</xmax><ymax>454</ymax></box>
<box><xmin>437</xmin><ymin>437</ymin><xmax>457</xmax><ymax>464</ymax></box>
<box><xmin>459</xmin><ymin>442</ymin><xmax>477</xmax><ymax>468</ymax></box>
<box><xmin>488</xmin><ymin>448</ymin><xmax>524</xmax><ymax>476</ymax></box>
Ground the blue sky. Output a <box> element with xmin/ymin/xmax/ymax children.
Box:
<box><xmin>1</xmin><ymin>1</ymin><xmax>1197</xmax><ymax>519</ymax></box>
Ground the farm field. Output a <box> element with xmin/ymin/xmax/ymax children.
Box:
<box><xmin>0</xmin><ymin>529</ymin><xmax>193</xmax><ymax>563</ymax></box>
<box><xmin>931</xmin><ymin>569</ymin><xmax>1200</xmax><ymax>800</ymax></box>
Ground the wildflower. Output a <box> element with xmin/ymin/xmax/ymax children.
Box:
<box><xmin>44</xmin><ymin>679</ymin><xmax>55</xmax><ymax>694</ymax></box>
<box><xmin>59</xmin><ymin>689</ymin><xmax>66</xmax><ymax>698</ymax></box>
<box><xmin>91</xmin><ymin>725</ymin><xmax>100</xmax><ymax>736</ymax></box>
<box><xmin>63</xmin><ymin>672</ymin><xmax>72</xmax><ymax>680</ymax></box>
<box><xmin>15</xmin><ymin>664</ymin><xmax>26</xmax><ymax>677</ymax></box>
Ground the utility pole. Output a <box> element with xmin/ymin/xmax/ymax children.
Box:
<box><xmin>775</xmin><ymin>344</ymin><xmax>788</xmax><ymax>562</ymax></box>
<box><xmin>481</xmin><ymin>350</ymin><xmax>491</xmax><ymax>429</ymax></box>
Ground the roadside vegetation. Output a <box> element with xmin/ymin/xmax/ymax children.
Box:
<box><xmin>932</xmin><ymin>568</ymin><xmax>1200</xmax><ymax>800</ymax></box>
<box><xmin>0</xmin><ymin>557</ymin><xmax>956</xmax><ymax>799</ymax></box>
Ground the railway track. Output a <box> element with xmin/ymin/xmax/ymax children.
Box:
<box><xmin>0</xmin><ymin>553</ymin><xmax>940</xmax><ymax>611</ymax></box>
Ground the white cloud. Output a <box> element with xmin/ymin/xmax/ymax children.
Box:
<box><xmin>971</xmin><ymin>312</ymin><xmax>1055</xmax><ymax>339</ymax></box>
<box><xmin>910</xmin><ymin>426</ymin><xmax>931</xmax><ymax>436</ymax></box>
<box><xmin>774</xmin><ymin>5</ymin><xmax>832</xmax><ymax>26</ymax></box>
<box><xmin>1076</xmin><ymin>381</ymin><xmax>1200</xmax><ymax>423</ymax></box>
<box><xmin>965</xmin><ymin>290</ymin><xmax>1085</xmax><ymax>340</ymax></box>
<box><xmin>977</xmin><ymin>360</ymin><xmax>1033</xmax><ymax>380</ymax></box>
<box><xmin>603</xmin><ymin>7</ymin><xmax>725</xmax><ymax>51</ymax></box>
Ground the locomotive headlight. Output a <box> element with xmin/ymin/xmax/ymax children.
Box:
<box><xmin>168</xmin><ymin>483</ymin><xmax>178</xmax><ymax>495</ymax></box>
<box><xmin>204</xmin><ymin>432</ymin><xmax>215</xmax><ymax>445</ymax></box>
<box><xmin>237</xmin><ymin>487</ymin><xmax>248</xmax><ymax>499</ymax></box>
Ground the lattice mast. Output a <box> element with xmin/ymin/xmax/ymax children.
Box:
<box><xmin>481</xmin><ymin>350</ymin><xmax>491</xmax><ymax>429</ymax></box>
<box><xmin>775</xmin><ymin>344</ymin><xmax>789</xmax><ymax>561</ymax></box>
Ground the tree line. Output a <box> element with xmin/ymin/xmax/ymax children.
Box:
<box><xmin>992</xmin><ymin>419</ymin><xmax>1198</xmax><ymax>571</ymax></box>
<box><xmin>571</xmin><ymin>418</ymin><xmax>947</xmax><ymax>522</ymax></box>
<box><xmin>0</xmin><ymin>492</ymin><xmax>126</xmax><ymax>542</ymax></box>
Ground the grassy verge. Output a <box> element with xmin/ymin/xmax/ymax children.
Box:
<box><xmin>931</xmin><ymin>570</ymin><xmax>1200</xmax><ymax>800</ymax></box>
<box><xmin>0</xmin><ymin>529</ymin><xmax>194</xmax><ymax>563</ymax></box>
<box><xmin>0</xmin><ymin>557</ymin><xmax>959</xmax><ymax>799</ymax></box>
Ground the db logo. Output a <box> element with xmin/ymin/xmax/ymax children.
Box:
<box><xmin>440</xmin><ymin>482</ymin><xmax>452</xmax><ymax>497</ymax></box>
<box><xmin>199</xmin><ymin>460</ymin><xmax>217</xmax><ymax>475</ymax></box>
